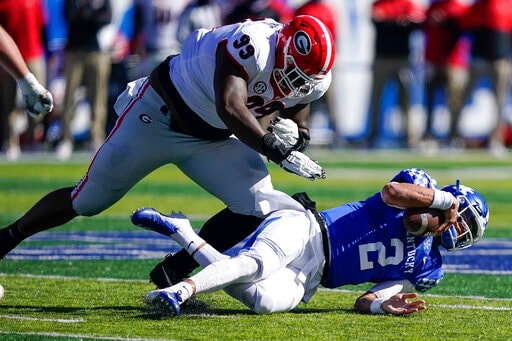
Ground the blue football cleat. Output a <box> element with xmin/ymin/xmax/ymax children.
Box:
<box><xmin>143</xmin><ymin>289</ymin><xmax>183</xmax><ymax>317</ymax></box>
<box><xmin>131</xmin><ymin>208</ymin><xmax>187</xmax><ymax>237</ymax></box>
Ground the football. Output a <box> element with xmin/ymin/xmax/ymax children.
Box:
<box><xmin>403</xmin><ymin>208</ymin><xmax>444</xmax><ymax>236</ymax></box>
<box><xmin>0</xmin><ymin>284</ymin><xmax>4</xmax><ymax>300</ymax></box>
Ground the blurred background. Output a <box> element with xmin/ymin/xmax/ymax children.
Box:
<box><xmin>1</xmin><ymin>0</ymin><xmax>511</xmax><ymax>161</ymax></box>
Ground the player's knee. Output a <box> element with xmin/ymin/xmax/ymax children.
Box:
<box><xmin>252</xmin><ymin>291</ymin><xmax>293</xmax><ymax>314</ymax></box>
<box><xmin>72</xmin><ymin>186</ymin><xmax>119</xmax><ymax>217</ymax></box>
<box><xmin>72</xmin><ymin>201</ymin><xmax>104</xmax><ymax>216</ymax></box>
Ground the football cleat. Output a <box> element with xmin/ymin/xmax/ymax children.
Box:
<box><xmin>143</xmin><ymin>289</ymin><xmax>183</xmax><ymax>317</ymax></box>
<box><xmin>131</xmin><ymin>208</ymin><xmax>188</xmax><ymax>237</ymax></box>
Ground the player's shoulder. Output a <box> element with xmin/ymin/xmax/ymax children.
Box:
<box><xmin>225</xmin><ymin>19</ymin><xmax>282</xmax><ymax>74</ymax></box>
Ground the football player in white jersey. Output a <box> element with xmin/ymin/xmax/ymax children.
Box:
<box><xmin>0</xmin><ymin>15</ymin><xmax>336</xmax><ymax>275</ymax></box>
<box><xmin>131</xmin><ymin>168</ymin><xmax>489</xmax><ymax>317</ymax></box>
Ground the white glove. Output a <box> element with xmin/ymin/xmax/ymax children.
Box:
<box><xmin>280</xmin><ymin>151</ymin><xmax>326</xmax><ymax>180</ymax></box>
<box><xmin>268</xmin><ymin>117</ymin><xmax>299</xmax><ymax>148</ymax></box>
<box><xmin>16</xmin><ymin>73</ymin><xmax>54</xmax><ymax>118</ymax></box>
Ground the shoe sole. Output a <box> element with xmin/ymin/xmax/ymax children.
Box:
<box><xmin>144</xmin><ymin>292</ymin><xmax>180</xmax><ymax>317</ymax></box>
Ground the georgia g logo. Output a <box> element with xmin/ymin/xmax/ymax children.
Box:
<box><xmin>139</xmin><ymin>114</ymin><xmax>152</xmax><ymax>124</ymax></box>
<box><xmin>294</xmin><ymin>31</ymin><xmax>311</xmax><ymax>55</ymax></box>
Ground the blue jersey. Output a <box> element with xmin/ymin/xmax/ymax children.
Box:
<box><xmin>320</xmin><ymin>192</ymin><xmax>444</xmax><ymax>292</ymax></box>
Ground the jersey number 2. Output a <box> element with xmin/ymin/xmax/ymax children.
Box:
<box><xmin>358</xmin><ymin>239</ymin><xmax>404</xmax><ymax>270</ymax></box>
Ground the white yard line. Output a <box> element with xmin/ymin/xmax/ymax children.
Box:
<box><xmin>0</xmin><ymin>315</ymin><xmax>85</xmax><ymax>323</ymax></box>
<box><xmin>432</xmin><ymin>304</ymin><xmax>512</xmax><ymax>311</ymax></box>
<box><xmin>0</xmin><ymin>331</ymin><xmax>173</xmax><ymax>341</ymax></box>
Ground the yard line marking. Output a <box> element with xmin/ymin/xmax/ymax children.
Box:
<box><xmin>0</xmin><ymin>331</ymin><xmax>172</xmax><ymax>341</ymax></box>
<box><xmin>0</xmin><ymin>315</ymin><xmax>85</xmax><ymax>323</ymax></box>
<box><xmin>321</xmin><ymin>288</ymin><xmax>512</xmax><ymax>302</ymax></box>
<box><xmin>432</xmin><ymin>304</ymin><xmax>512</xmax><ymax>311</ymax></box>
<box><xmin>0</xmin><ymin>272</ymin><xmax>147</xmax><ymax>283</ymax></box>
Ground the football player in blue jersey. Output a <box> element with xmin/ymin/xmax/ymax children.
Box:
<box><xmin>131</xmin><ymin>168</ymin><xmax>489</xmax><ymax>316</ymax></box>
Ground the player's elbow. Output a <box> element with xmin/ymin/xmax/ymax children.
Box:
<box><xmin>381</xmin><ymin>183</ymin><xmax>401</xmax><ymax>205</ymax></box>
<box><xmin>353</xmin><ymin>296</ymin><xmax>370</xmax><ymax>314</ymax></box>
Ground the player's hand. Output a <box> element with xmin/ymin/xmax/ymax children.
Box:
<box><xmin>16</xmin><ymin>73</ymin><xmax>54</xmax><ymax>117</ymax></box>
<box><xmin>280</xmin><ymin>151</ymin><xmax>326</xmax><ymax>180</ymax></box>
<box><xmin>382</xmin><ymin>293</ymin><xmax>426</xmax><ymax>315</ymax></box>
<box><xmin>268</xmin><ymin>117</ymin><xmax>307</xmax><ymax>152</ymax></box>
<box><xmin>438</xmin><ymin>198</ymin><xmax>459</xmax><ymax>236</ymax></box>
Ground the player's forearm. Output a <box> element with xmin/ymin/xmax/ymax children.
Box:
<box><xmin>0</xmin><ymin>26</ymin><xmax>30</xmax><ymax>79</ymax></box>
<box><xmin>381</xmin><ymin>183</ymin><xmax>437</xmax><ymax>208</ymax></box>
<box><xmin>219</xmin><ymin>106</ymin><xmax>268</xmax><ymax>153</ymax></box>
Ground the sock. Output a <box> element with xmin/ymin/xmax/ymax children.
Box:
<box><xmin>160</xmin><ymin>209</ymin><xmax>263</xmax><ymax>282</ymax></box>
<box><xmin>0</xmin><ymin>223</ymin><xmax>27</xmax><ymax>258</ymax></box>
<box><xmin>171</xmin><ymin>229</ymin><xmax>206</xmax><ymax>255</ymax></box>
<box><xmin>189</xmin><ymin>255</ymin><xmax>259</xmax><ymax>294</ymax></box>
<box><xmin>6</xmin><ymin>223</ymin><xmax>27</xmax><ymax>241</ymax></box>
<box><xmin>192</xmin><ymin>243</ymin><xmax>229</xmax><ymax>267</ymax></box>
<box><xmin>169</xmin><ymin>281</ymin><xmax>195</xmax><ymax>303</ymax></box>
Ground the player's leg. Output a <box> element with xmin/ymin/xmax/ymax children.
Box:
<box><xmin>226</xmin><ymin>267</ymin><xmax>306</xmax><ymax>314</ymax></box>
<box><xmin>0</xmin><ymin>79</ymin><xmax>174</xmax><ymax>259</ymax></box>
<box><xmin>0</xmin><ymin>187</ymin><xmax>76</xmax><ymax>259</ymax></box>
<box><xmin>149</xmin><ymin>208</ymin><xmax>263</xmax><ymax>287</ymax></box>
<box><xmin>148</xmin><ymin>138</ymin><xmax>272</xmax><ymax>286</ymax></box>
<box><xmin>139</xmin><ymin>209</ymin><xmax>310</xmax><ymax>315</ymax></box>
<box><xmin>132</xmin><ymin>208</ymin><xmax>259</xmax><ymax>315</ymax></box>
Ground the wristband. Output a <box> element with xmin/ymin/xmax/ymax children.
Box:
<box><xmin>16</xmin><ymin>72</ymin><xmax>38</xmax><ymax>91</ymax></box>
<box><xmin>370</xmin><ymin>298</ymin><xmax>386</xmax><ymax>314</ymax></box>
<box><xmin>430</xmin><ymin>189</ymin><xmax>454</xmax><ymax>210</ymax></box>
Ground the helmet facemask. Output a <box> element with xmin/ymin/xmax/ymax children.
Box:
<box><xmin>273</xmin><ymin>37</ymin><xmax>321</xmax><ymax>98</ymax></box>
<box><xmin>440</xmin><ymin>183</ymin><xmax>488</xmax><ymax>251</ymax></box>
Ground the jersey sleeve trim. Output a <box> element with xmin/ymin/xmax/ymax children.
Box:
<box><xmin>217</xmin><ymin>39</ymin><xmax>250</xmax><ymax>81</ymax></box>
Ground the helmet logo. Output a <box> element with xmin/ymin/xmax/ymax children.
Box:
<box><xmin>294</xmin><ymin>31</ymin><xmax>311</xmax><ymax>55</ymax></box>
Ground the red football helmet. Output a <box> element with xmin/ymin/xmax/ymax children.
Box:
<box><xmin>273</xmin><ymin>15</ymin><xmax>336</xmax><ymax>97</ymax></box>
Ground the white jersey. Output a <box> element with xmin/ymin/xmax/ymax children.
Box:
<box><xmin>170</xmin><ymin>18</ymin><xmax>331</xmax><ymax>129</ymax></box>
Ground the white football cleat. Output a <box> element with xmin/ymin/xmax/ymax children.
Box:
<box><xmin>143</xmin><ymin>289</ymin><xmax>182</xmax><ymax>317</ymax></box>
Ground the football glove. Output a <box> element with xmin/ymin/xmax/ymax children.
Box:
<box><xmin>267</xmin><ymin>117</ymin><xmax>308</xmax><ymax>152</ymax></box>
<box><xmin>280</xmin><ymin>151</ymin><xmax>326</xmax><ymax>180</ymax></box>
<box><xmin>16</xmin><ymin>73</ymin><xmax>54</xmax><ymax>118</ymax></box>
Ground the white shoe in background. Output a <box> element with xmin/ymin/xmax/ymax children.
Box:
<box><xmin>56</xmin><ymin>140</ymin><xmax>73</xmax><ymax>161</ymax></box>
<box><xmin>6</xmin><ymin>145</ymin><xmax>21</xmax><ymax>161</ymax></box>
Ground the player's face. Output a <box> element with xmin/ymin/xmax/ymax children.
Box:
<box><xmin>452</xmin><ymin>205</ymin><xmax>479</xmax><ymax>245</ymax></box>
<box><xmin>273</xmin><ymin>55</ymin><xmax>318</xmax><ymax>98</ymax></box>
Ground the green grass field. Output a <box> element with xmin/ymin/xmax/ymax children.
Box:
<box><xmin>1</xmin><ymin>149</ymin><xmax>512</xmax><ymax>340</ymax></box>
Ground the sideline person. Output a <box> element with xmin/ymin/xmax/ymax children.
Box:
<box><xmin>0</xmin><ymin>16</ymin><xmax>335</xmax><ymax>264</ymax></box>
<box><xmin>0</xmin><ymin>25</ymin><xmax>53</xmax><ymax>122</ymax></box>
<box><xmin>132</xmin><ymin>168</ymin><xmax>489</xmax><ymax>316</ymax></box>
